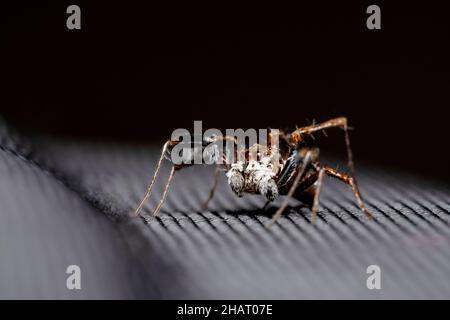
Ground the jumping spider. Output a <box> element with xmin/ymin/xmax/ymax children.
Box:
<box><xmin>133</xmin><ymin>117</ymin><xmax>372</xmax><ymax>224</ymax></box>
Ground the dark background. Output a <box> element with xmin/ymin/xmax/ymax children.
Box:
<box><xmin>3</xmin><ymin>2</ymin><xmax>450</xmax><ymax>179</ymax></box>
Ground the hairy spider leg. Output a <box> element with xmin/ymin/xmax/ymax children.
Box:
<box><xmin>279</xmin><ymin>164</ymin><xmax>373</xmax><ymax>224</ymax></box>
<box><xmin>132</xmin><ymin>140</ymin><xmax>170</xmax><ymax>217</ymax></box>
<box><xmin>290</xmin><ymin>117</ymin><xmax>355</xmax><ymax>176</ymax></box>
<box><xmin>202</xmin><ymin>165</ymin><xmax>221</xmax><ymax>210</ymax></box>
<box><xmin>320</xmin><ymin>166</ymin><xmax>372</xmax><ymax>219</ymax></box>
<box><xmin>152</xmin><ymin>166</ymin><xmax>176</xmax><ymax>216</ymax></box>
<box><xmin>311</xmin><ymin>168</ymin><xmax>325</xmax><ymax>224</ymax></box>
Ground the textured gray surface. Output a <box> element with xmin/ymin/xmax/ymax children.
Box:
<box><xmin>0</xmin><ymin>131</ymin><xmax>148</xmax><ymax>299</ymax></box>
<box><xmin>0</xmin><ymin>124</ymin><xmax>449</xmax><ymax>299</ymax></box>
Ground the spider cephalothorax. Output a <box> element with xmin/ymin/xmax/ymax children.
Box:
<box><xmin>133</xmin><ymin>117</ymin><xmax>372</xmax><ymax>224</ymax></box>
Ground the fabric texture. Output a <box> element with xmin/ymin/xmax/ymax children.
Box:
<box><xmin>0</xmin><ymin>122</ymin><xmax>449</xmax><ymax>299</ymax></box>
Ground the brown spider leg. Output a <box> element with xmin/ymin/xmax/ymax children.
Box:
<box><xmin>132</xmin><ymin>140</ymin><xmax>170</xmax><ymax>217</ymax></box>
<box><xmin>152</xmin><ymin>166</ymin><xmax>176</xmax><ymax>216</ymax></box>
<box><xmin>201</xmin><ymin>165</ymin><xmax>221</xmax><ymax>210</ymax></box>
<box><xmin>290</xmin><ymin>117</ymin><xmax>355</xmax><ymax>175</ymax></box>
<box><xmin>322</xmin><ymin>166</ymin><xmax>372</xmax><ymax>219</ymax></box>
<box><xmin>269</xmin><ymin>151</ymin><xmax>312</xmax><ymax>225</ymax></box>
<box><xmin>311</xmin><ymin>168</ymin><xmax>325</xmax><ymax>224</ymax></box>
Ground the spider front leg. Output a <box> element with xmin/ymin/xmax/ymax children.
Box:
<box><xmin>201</xmin><ymin>165</ymin><xmax>221</xmax><ymax>209</ymax></box>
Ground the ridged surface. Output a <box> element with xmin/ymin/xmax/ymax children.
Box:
<box><xmin>1</xmin><ymin>127</ymin><xmax>449</xmax><ymax>299</ymax></box>
<box><xmin>0</xmin><ymin>130</ymin><xmax>149</xmax><ymax>299</ymax></box>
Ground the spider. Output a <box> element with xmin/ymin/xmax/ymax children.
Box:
<box><xmin>133</xmin><ymin>117</ymin><xmax>372</xmax><ymax>224</ymax></box>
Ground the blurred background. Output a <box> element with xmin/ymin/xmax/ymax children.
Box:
<box><xmin>3</xmin><ymin>2</ymin><xmax>450</xmax><ymax>179</ymax></box>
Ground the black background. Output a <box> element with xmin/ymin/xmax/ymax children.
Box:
<box><xmin>3</xmin><ymin>2</ymin><xmax>450</xmax><ymax>179</ymax></box>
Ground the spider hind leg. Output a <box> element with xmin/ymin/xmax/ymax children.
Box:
<box><xmin>269</xmin><ymin>162</ymin><xmax>372</xmax><ymax>225</ymax></box>
<box><xmin>290</xmin><ymin>117</ymin><xmax>355</xmax><ymax>175</ymax></box>
<box><xmin>321</xmin><ymin>166</ymin><xmax>372</xmax><ymax>219</ymax></box>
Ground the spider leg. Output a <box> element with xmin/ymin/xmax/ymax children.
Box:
<box><xmin>311</xmin><ymin>168</ymin><xmax>325</xmax><ymax>224</ymax></box>
<box><xmin>269</xmin><ymin>151</ymin><xmax>312</xmax><ymax>225</ymax></box>
<box><xmin>201</xmin><ymin>165</ymin><xmax>221</xmax><ymax>210</ymax></box>
<box><xmin>277</xmin><ymin>164</ymin><xmax>372</xmax><ymax>223</ymax></box>
<box><xmin>290</xmin><ymin>117</ymin><xmax>355</xmax><ymax>175</ymax></box>
<box><xmin>322</xmin><ymin>166</ymin><xmax>372</xmax><ymax>219</ymax></box>
<box><xmin>132</xmin><ymin>140</ymin><xmax>170</xmax><ymax>217</ymax></box>
<box><xmin>152</xmin><ymin>166</ymin><xmax>176</xmax><ymax>216</ymax></box>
